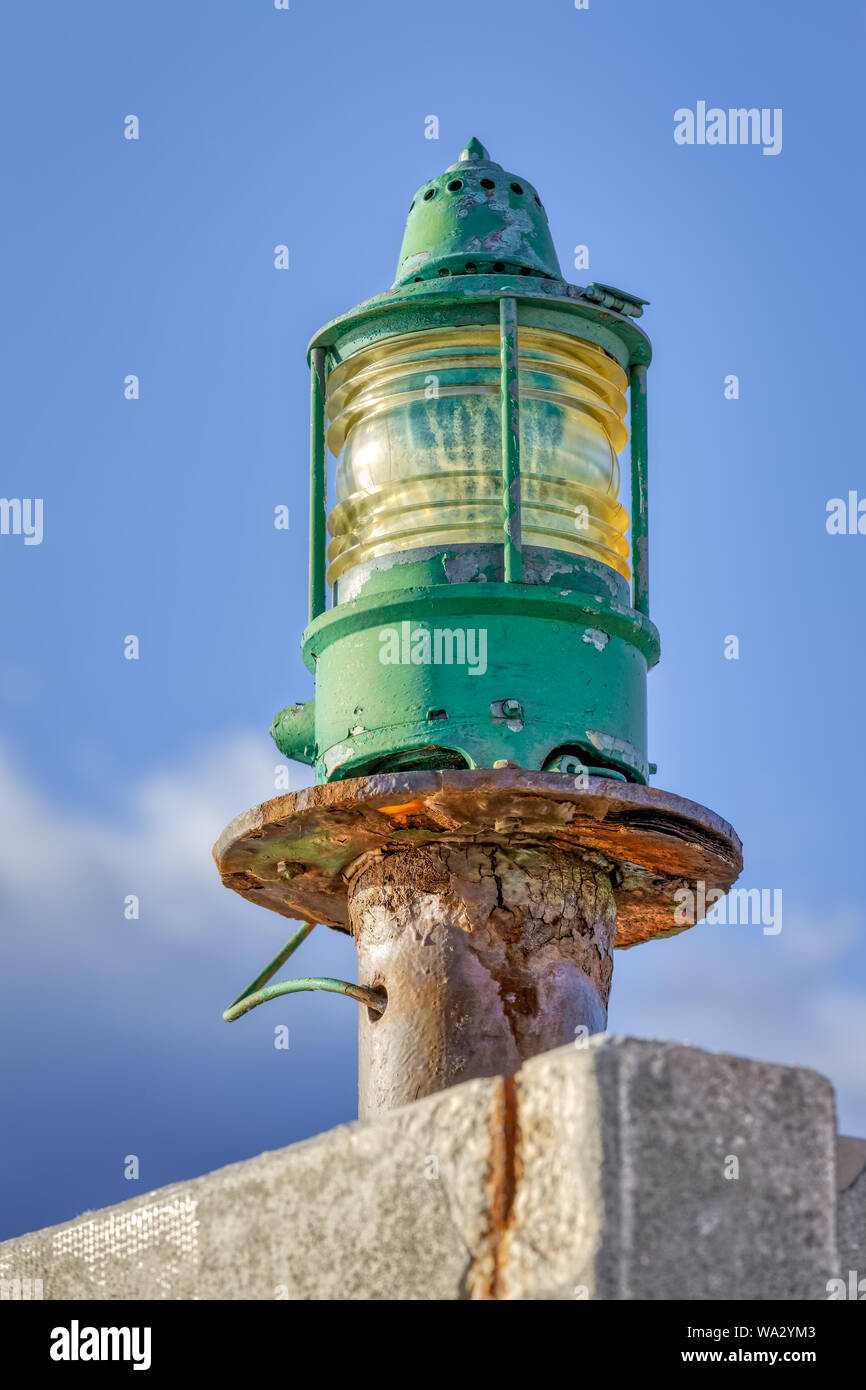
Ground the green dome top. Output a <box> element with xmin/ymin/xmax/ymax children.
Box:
<box><xmin>394</xmin><ymin>139</ymin><xmax>563</xmax><ymax>286</ymax></box>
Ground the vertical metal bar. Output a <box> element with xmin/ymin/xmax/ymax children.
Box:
<box><xmin>629</xmin><ymin>363</ymin><xmax>649</xmax><ymax>618</ymax></box>
<box><xmin>308</xmin><ymin>347</ymin><xmax>328</xmax><ymax>624</ymax></box>
<box><xmin>499</xmin><ymin>297</ymin><xmax>523</xmax><ymax>582</ymax></box>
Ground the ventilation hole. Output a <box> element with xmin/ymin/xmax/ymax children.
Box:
<box><xmin>464</xmin><ymin>262</ymin><xmax>478</xmax><ymax>272</ymax></box>
<box><xmin>447</xmin><ymin>179</ymin><xmax>463</xmax><ymax>192</ymax></box>
<box><xmin>518</xmin><ymin>266</ymin><xmax>532</xmax><ymax>275</ymax></box>
<box><xmin>413</xmin><ymin>276</ymin><xmax>423</xmax><ymax>282</ymax></box>
<box><xmin>426</xmin><ymin>708</ymin><xmax>447</xmax><ymax>721</ymax></box>
<box><xmin>354</xmin><ymin>747</ymin><xmax>470</xmax><ymax>775</ymax></box>
<box><xmin>423</xmin><ymin>187</ymin><xmax>436</xmax><ymax>201</ymax></box>
<box><xmin>492</xmin><ymin>261</ymin><xmax>505</xmax><ymax>272</ymax></box>
<box><xmin>480</xmin><ymin>177</ymin><xmax>495</xmax><ymax>189</ymax></box>
<box><xmin>409</xmin><ymin>200</ymin><xmax>415</xmax><ymax>212</ymax></box>
<box><xmin>510</xmin><ymin>182</ymin><xmax>523</xmax><ymax>194</ymax></box>
<box><xmin>438</xmin><ymin>267</ymin><xmax>451</xmax><ymax>276</ymax></box>
<box><xmin>367</xmin><ymin>984</ymin><xmax>387</xmax><ymax>1024</ymax></box>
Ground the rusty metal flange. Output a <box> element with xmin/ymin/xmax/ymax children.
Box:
<box><xmin>213</xmin><ymin>770</ymin><xmax>742</xmax><ymax>949</ymax></box>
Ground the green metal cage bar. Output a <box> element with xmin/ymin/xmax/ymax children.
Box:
<box><xmin>499</xmin><ymin>296</ymin><xmax>523</xmax><ymax>583</ymax></box>
<box><xmin>628</xmin><ymin>364</ymin><xmax>650</xmax><ymax>619</ymax></box>
<box><xmin>308</xmin><ymin>347</ymin><xmax>328</xmax><ymax>624</ymax></box>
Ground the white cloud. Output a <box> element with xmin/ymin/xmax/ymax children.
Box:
<box><xmin>0</xmin><ymin>736</ymin><xmax>313</xmax><ymax>944</ymax></box>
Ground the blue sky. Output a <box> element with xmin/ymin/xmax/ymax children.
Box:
<box><xmin>1</xmin><ymin>0</ymin><xmax>864</xmax><ymax>1239</ymax></box>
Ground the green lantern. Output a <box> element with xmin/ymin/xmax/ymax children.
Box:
<box><xmin>272</xmin><ymin>139</ymin><xmax>655</xmax><ymax>785</ymax></box>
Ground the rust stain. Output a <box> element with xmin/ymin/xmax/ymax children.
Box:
<box><xmin>469</xmin><ymin>1074</ymin><xmax>521</xmax><ymax>1300</ymax></box>
<box><xmin>215</xmin><ymin>771</ymin><xmax>742</xmax><ymax>949</ymax></box>
<box><xmin>221</xmin><ymin>870</ymin><xmax>265</xmax><ymax>894</ymax></box>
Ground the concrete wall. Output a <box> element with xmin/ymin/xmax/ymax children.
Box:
<box><xmin>0</xmin><ymin>1036</ymin><xmax>853</xmax><ymax>1300</ymax></box>
<box><xmin>837</xmin><ymin>1136</ymin><xmax>866</xmax><ymax>1292</ymax></box>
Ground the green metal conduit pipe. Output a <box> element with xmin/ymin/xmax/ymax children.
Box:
<box><xmin>222</xmin><ymin>919</ymin><xmax>386</xmax><ymax>1023</ymax></box>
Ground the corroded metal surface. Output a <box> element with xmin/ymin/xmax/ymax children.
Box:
<box><xmin>213</xmin><ymin>770</ymin><xmax>742</xmax><ymax>948</ymax></box>
<box><xmin>353</xmin><ymin>843</ymin><xmax>615</xmax><ymax>1118</ymax></box>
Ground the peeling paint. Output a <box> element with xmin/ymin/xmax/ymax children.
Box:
<box><xmin>323</xmin><ymin>744</ymin><xmax>355</xmax><ymax>777</ymax></box>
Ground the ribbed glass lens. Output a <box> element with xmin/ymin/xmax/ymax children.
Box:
<box><xmin>326</xmin><ymin>326</ymin><xmax>630</xmax><ymax>584</ymax></box>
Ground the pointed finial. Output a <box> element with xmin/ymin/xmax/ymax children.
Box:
<box><xmin>458</xmin><ymin>137</ymin><xmax>492</xmax><ymax>164</ymax></box>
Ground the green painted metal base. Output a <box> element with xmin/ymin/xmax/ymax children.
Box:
<box><xmin>273</xmin><ymin>578</ymin><xmax>659</xmax><ymax>785</ymax></box>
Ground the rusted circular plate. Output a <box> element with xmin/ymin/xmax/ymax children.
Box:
<box><xmin>213</xmin><ymin>770</ymin><xmax>742</xmax><ymax>949</ymax></box>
